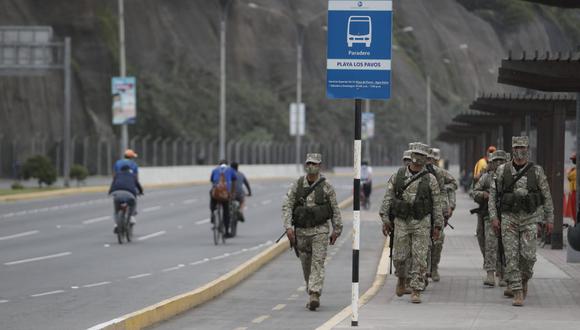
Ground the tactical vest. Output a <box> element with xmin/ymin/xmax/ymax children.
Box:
<box><xmin>292</xmin><ymin>177</ymin><xmax>333</xmax><ymax>228</ymax></box>
<box><xmin>391</xmin><ymin>167</ymin><xmax>433</xmax><ymax>220</ymax></box>
<box><xmin>500</xmin><ymin>163</ymin><xmax>545</xmax><ymax>213</ymax></box>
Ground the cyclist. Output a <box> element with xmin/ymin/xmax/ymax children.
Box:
<box><xmin>361</xmin><ymin>160</ymin><xmax>373</xmax><ymax>205</ymax></box>
<box><xmin>109</xmin><ymin>165</ymin><xmax>143</xmax><ymax>233</ymax></box>
<box><xmin>210</xmin><ymin>160</ymin><xmax>237</xmax><ymax>238</ymax></box>
<box><xmin>114</xmin><ymin>149</ymin><xmax>139</xmax><ymax>178</ymax></box>
<box><xmin>230</xmin><ymin>162</ymin><xmax>252</xmax><ymax>222</ymax></box>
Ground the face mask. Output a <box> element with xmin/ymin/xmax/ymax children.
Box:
<box><xmin>513</xmin><ymin>149</ymin><xmax>529</xmax><ymax>161</ymax></box>
<box><xmin>411</xmin><ymin>154</ymin><xmax>427</xmax><ymax>166</ymax></box>
<box><xmin>305</xmin><ymin>164</ymin><xmax>320</xmax><ymax>175</ymax></box>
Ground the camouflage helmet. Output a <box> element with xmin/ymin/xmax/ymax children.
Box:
<box><xmin>512</xmin><ymin>136</ymin><xmax>529</xmax><ymax>148</ymax></box>
<box><xmin>490</xmin><ymin>150</ymin><xmax>508</xmax><ymax>161</ymax></box>
<box><xmin>402</xmin><ymin>150</ymin><xmax>412</xmax><ymax>161</ymax></box>
<box><xmin>305</xmin><ymin>153</ymin><xmax>322</xmax><ymax>164</ymax></box>
<box><xmin>408</xmin><ymin>142</ymin><xmax>430</xmax><ymax>156</ymax></box>
<box><xmin>431</xmin><ymin>148</ymin><xmax>441</xmax><ymax>161</ymax></box>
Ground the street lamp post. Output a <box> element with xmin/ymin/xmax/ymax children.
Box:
<box><xmin>118</xmin><ymin>0</ymin><xmax>128</xmax><ymax>156</ymax></box>
<box><xmin>296</xmin><ymin>25</ymin><xmax>304</xmax><ymax>166</ymax></box>
<box><xmin>219</xmin><ymin>0</ymin><xmax>234</xmax><ymax>161</ymax></box>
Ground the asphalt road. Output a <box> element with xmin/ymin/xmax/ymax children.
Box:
<box><xmin>0</xmin><ymin>176</ymin><xmax>355</xmax><ymax>330</ymax></box>
<box><xmin>153</xmin><ymin>185</ymin><xmax>387</xmax><ymax>330</ymax></box>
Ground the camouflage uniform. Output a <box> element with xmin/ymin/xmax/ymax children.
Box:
<box><xmin>489</xmin><ymin>138</ymin><xmax>554</xmax><ymax>294</ymax></box>
<box><xmin>282</xmin><ymin>154</ymin><xmax>342</xmax><ymax>297</ymax></box>
<box><xmin>471</xmin><ymin>169</ymin><xmax>499</xmax><ymax>273</ymax></box>
<box><xmin>428</xmin><ymin>164</ymin><xmax>457</xmax><ymax>277</ymax></box>
<box><xmin>380</xmin><ymin>143</ymin><xmax>444</xmax><ymax>293</ymax></box>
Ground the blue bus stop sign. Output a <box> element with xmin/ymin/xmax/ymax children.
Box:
<box><xmin>326</xmin><ymin>0</ymin><xmax>392</xmax><ymax>100</ymax></box>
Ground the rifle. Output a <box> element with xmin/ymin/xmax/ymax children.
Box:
<box><xmin>276</xmin><ymin>229</ymin><xmax>299</xmax><ymax>258</ymax></box>
<box><xmin>389</xmin><ymin>228</ymin><xmax>394</xmax><ymax>275</ymax></box>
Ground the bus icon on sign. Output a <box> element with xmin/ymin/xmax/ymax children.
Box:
<box><xmin>347</xmin><ymin>16</ymin><xmax>372</xmax><ymax>48</ymax></box>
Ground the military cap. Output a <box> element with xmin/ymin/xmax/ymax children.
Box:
<box><xmin>430</xmin><ymin>148</ymin><xmax>441</xmax><ymax>160</ymax></box>
<box><xmin>402</xmin><ymin>150</ymin><xmax>412</xmax><ymax>160</ymax></box>
<box><xmin>490</xmin><ymin>150</ymin><xmax>508</xmax><ymax>161</ymax></box>
<box><xmin>305</xmin><ymin>153</ymin><xmax>322</xmax><ymax>164</ymax></box>
<box><xmin>512</xmin><ymin>136</ymin><xmax>529</xmax><ymax>148</ymax></box>
<box><xmin>408</xmin><ymin>142</ymin><xmax>430</xmax><ymax>156</ymax></box>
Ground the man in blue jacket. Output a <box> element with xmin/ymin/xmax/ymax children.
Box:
<box><xmin>109</xmin><ymin>165</ymin><xmax>144</xmax><ymax>233</ymax></box>
<box><xmin>210</xmin><ymin>160</ymin><xmax>237</xmax><ymax>238</ymax></box>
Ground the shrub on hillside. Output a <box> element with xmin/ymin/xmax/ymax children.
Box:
<box><xmin>70</xmin><ymin>164</ymin><xmax>89</xmax><ymax>187</ymax></box>
<box><xmin>22</xmin><ymin>155</ymin><xmax>57</xmax><ymax>187</ymax></box>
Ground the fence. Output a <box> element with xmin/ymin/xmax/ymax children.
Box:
<box><xmin>0</xmin><ymin>135</ymin><xmax>391</xmax><ymax>178</ymax></box>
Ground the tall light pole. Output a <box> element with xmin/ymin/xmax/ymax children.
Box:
<box><xmin>219</xmin><ymin>0</ymin><xmax>234</xmax><ymax>161</ymax></box>
<box><xmin>118</xmin><ymin>0</ymin><xmax>128</xmax><ymax>155</ymax></box>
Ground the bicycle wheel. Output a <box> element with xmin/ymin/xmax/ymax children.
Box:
<box><xmin>213</xmin><ymin>209</ymin><xmax>221</xmax><ymax>245</ymax></box>
<box><xmin>117</xmin><ymin>210</ymin><xmax>124</xmax><ymax>244</ymax></box>
<box><xmin>219</xmin><ymin>204</ymin><xmax>226</xmax><ymax>244</ymax></box>
<box><xmin>230</xmin><ymin>201</ymin><xmax>238</xmax><ymax>237</ymax></box>
<box><xmin>125</xmin><ymin>213</ymin><xmax>132</xmax><ymax>243</ymax></box>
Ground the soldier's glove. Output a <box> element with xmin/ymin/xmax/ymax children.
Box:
<box><xmin>329</xmin><ymin>231</ymin><xmax>339</xmax><ymax>245</ymax></box>
<box><xmin>491</xmin><ymin>218</ymin><xmax>501</xmax><ymax>236</ymax></box>
<box><xmin>433</xmin><ymin>227</ymin><xmax>441</xmax><ymax>241</ymax></box>
<box><xmin>286</xmin><ymin>228</ymin><xmax>295</xmax><ymax>245</ymax></box>
<box><xmin>382</xmin><ymin>222</ymin><xmax>393</xmax><ymax>237</ymax></box>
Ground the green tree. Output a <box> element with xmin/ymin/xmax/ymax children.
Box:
<box><xmin>70</xmin><ymin>164</ymin><xmax>89</xmax><ymax>187</ymax></box>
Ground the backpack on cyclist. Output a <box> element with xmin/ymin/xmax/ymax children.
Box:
<box><xmin>211</xmin><ymin>169</ymin><xmax>230</xmax><ymax>202</ymax></box>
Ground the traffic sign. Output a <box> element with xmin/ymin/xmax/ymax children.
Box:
<box><xmin>289</xmin><ymin>102</ymin><xmax>305</xmax><ymax>136</ymax></box>
<box><xmin>326</xmin><ymin>0</ymin><xmax>392</xmax><ymax>100</ymax></box>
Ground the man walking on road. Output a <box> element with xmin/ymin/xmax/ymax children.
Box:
<box><xmin>282</xmin><ymin>153</ymin><xmax>342</xmax><ymax>311</ymax></box>
<box><xmin>380</xmin><ymin>142</ymin><xmax>443</xmax><ymax>303</ymax></box>
<box><xmin>489</xmin><ymin>136</ymin><xmax>554</xmax><ymax>306</ymax></box>
<box><xmin>471</xmin><ymin>150</ymin><xmax>508</xmax><ymax>287</ymax></box>
<box><xmin>426</xmin><ymin>148</ymin><xmax>457</xmax><ymax>282</ymax></box>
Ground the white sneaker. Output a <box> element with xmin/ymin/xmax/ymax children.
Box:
<box><xmin>129</xmin><ymin>216</ymin><xmax>136</xmax><ymax>224</ymax></box>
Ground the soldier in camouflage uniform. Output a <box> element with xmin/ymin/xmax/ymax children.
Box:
<box><xmin>489</xmin><ymin>137</ymin><xmax>554</xmax><ymax>306</ymax></box>
<box><xmin>380</xmin><ymin>142</ymin><xmax>443</xmax><ymax>303</ymax></box>
<box><xmin>426</xmin><ymin>148</ymin><xmax>458</xmax><ymax>282</ymax></box>
<box><xmin>282</xmin><ymin>153</ymin><xmax>343</xmax><ymax>311</ymax></box>
<box><xmin>471</xmin><ymin>150</ymin><xmax>508</xmax><ymax>287</ymax></box>
<box><xmin>403</xmin><ymin>150</ymin><xmax>412</xmax><ymax>167</ymax></box>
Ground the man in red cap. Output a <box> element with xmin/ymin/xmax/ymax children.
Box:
<box><xmin>473</xmin><ymin>145</ymin><xmax>496</xmax><ymax>258</ymax></box>
<box><xmin>474</xmin><ymin>146</ymin><xmax>497</xmax><ymax>182</ymax></box>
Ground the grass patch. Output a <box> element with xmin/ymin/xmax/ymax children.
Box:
<box><xmin>0</xmin><ymin>187</ymin><xmax>62</xmax><ymax>196</ymax></box>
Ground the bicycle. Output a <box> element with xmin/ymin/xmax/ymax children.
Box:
<box><xmin>212</xmin><ymin>202</ymin><xmax>227</xmax><ymax>245</ymax></box>
<box><xmin>116</xmin><ymin>201</ymin><xmax>133</xmax><ymax>244</ymax></box>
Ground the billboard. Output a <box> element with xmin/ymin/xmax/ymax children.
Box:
<box><xmin>112</xmin><ymin>77</ymin><xmax>136</xmax><ymax>125</ymax></box>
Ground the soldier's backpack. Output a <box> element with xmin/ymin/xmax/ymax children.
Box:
<box><xmin>211</xmin><ymin>169</ymin><xmax>229</xmax><ymax>202</ymax></box>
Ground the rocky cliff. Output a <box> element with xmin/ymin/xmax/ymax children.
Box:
<box><xmin>0</xmin><ymin>0</ymin><xmax>579</xmax><ymax>160</ymax></box>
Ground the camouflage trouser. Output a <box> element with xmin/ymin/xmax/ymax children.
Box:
<box><xmin>476</xmin><ymin>214</ymin><xmax>486</xmax><ymax>259</ymax></box>
<box><xmin>393</xmin><ymin>218</ymin><xmax>430</xmax><ymax>291</ymax></box>
<box><xmin>502</xmin><ymin>214</ymin><xmax>537</xmax><ymax>291</ymax></box>
<box><xmin>483</xmin><ymin>215</ymin><xmax>498</xmax><ymax>272</ymax></box>
<box><xmin>428</xmin><ymin>228</ymin><xmax>445</xmax><ymax>272</ymax></box>
<box><xmin>297</xmin><ymin>232</ymin><xmax>329</xmax><ymax>295</ymax></box>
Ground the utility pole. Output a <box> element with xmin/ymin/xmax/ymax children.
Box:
<box><xmin>364</xmin><ymin>99</ymin><xmax>371</xmax><ymax>162</ymax></box>
<box><xmin>219</xmin><ymin>0</ymin><xmax>233</xmax><ymax>161</ymax></box>
<box><xmin>426</xmin><ymin>75</ymin><xmax>431</xmax><ymax>146</ymax></box>
<box><xmin>63</xmin><ymin>37</ymin><xmax>71</xmax><ymax>187</ymax></box>
<box><xmin>296</xmin><ymin>25</ymin><xmax>304</xmax><ymax>167</ymax></box>
<box><xmin>118</xmin><ymin>0</ymin><xmax>128</xmax><ymax>155</ymax></box>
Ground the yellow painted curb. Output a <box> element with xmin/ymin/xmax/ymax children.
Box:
<box><xmin>315</xmin><ymin>236</ymin><xmax>391</xmax><ymax>330</ymax></box>
<box><xmin>89</xmin><ymin>195</ymin><xmax>355</xmax><ymax>330</ymax></box>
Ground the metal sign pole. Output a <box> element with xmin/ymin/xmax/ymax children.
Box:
<box><xmin>63</xmin><ymin>37</ymin><xmax>71</xmax><ymax>187</ymax></box>
<box><xmin>352</xmin><ymin>98</ymin><xmax>362</xmax><ymax>326</ymax></box>
<box><xmin>118</xmin><ymin>0</ymin><xmax>128</xmax><ymax>155</ymax></box>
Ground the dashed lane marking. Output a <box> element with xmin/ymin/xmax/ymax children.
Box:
<box><xmin>4</xmin><ymin>251</ymin><xmax>72</xmax><ymax>266</ymax></box>
<box><xmin>30</xmin><ymin>290</ymin><xmax>65</xmax><ymax>298</ymax></box>
<box><xmin>183</xmin><ymin>199</ymin><xmax>198</xmax><ymax>204</ymax></box>
<box><xmin>252</xmin><ymin>315</ymin><xmax>270</xmax><ymax>324</ymax></box>
<box><xmin>83</xmin><ymin>281</ymin><xmax>111</xmax><ymax>288</ymax></box>
<box><xmin>288</xmin><ymin>294</ymin><xmax>299</xmax><ymax>300</ymax></box>
<box><xmin>142</xmin><ymin>206</ymin><xmax>161</xmax><ymax>212</ymax></box>
<box><xmin>128</xmin><ymin>273</ymin><xmax>151</xmax><ymax>279</ymax></box>
<box><xmin>272</xmin><ymin>304</ymin><xmax>286</xmax><ymax>311</ymax></box>
<box><xmin>0</xmin><ymin>230</ymin><xmax>39</xmax><ymax>241</ymax></box>
<box><xmin>233</xmin><ymin>327</ymin><xmax>248</xmax><ymax>330</ymax></box>
<box><xmin>162</xmin><ymin>264</ymin><xmax>185</xmax><ymax>272</ymax></box>
<box><xmin>190</xmin><ymin>258</ymin><xmax>210</xmax><ymax>266</ymax></box>
<box><xmin>82</xmin><ymin>216</ymin><xmax>111</xmax><ymax>224</ymax></box>
<box><xmin>195</xmin><ymin>218</ymin><xmax>210</xmax><ymax>225</ymax></box>
<box><xmin>137</xmin><ymin>231</ymin><xmax>166</xmax><ymax>241</ymax></box>
<box><xmin>297</xmin><ymin>286</ymin><xmax>306</xmax><ymax>292</ymax></box>
<box><xmin>0</xmin><ymin>300</ymin><xmax>9</xmax><ymax>304</ymax></box>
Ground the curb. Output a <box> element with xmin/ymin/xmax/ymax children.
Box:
<box><xmin>88</xmin><ymin>196</ymin><xmax>354</xmax><ymax>330</ymax></box>
<box><xmin>315</xmin><ymin>236</ymin><xmax>391</xmax><ymax>330</ymax></box>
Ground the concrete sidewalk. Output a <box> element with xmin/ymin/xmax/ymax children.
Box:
<box><xmin>336</xmin><ymin>192</ymin><xmax>580</xmax><ymax>329</ymax></box>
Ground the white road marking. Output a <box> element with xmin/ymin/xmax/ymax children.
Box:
<box><xmin>162</xmin><ymin>264</ymin><xmax>185</xmax><ymax>272</ymax></box>
<box><xmin>142</xmin><ymin>206</ymin><xmax>161</xmax><ymax>212</ymax></box>
<box><xmin>195</xmin><ymin>218</ymin><xmax>210</xmax><ymax>225</ymax></box>
<box><xmin>252</xmin><ymin>315</ymin><xmax>270</xmax><ymax>324</ymax></box>
<box><xmin>212</xmin><ymin>254</ymin><xmax>228</xmax><ymax>260</ymax></box>
<box><xmin>4</xmin><ymin>252</ymin><xmax>71</xmax><ymax>266</ymax></box>
<box><xmin>0</xmin><ymin>230</ymin><xmax>39</xmax><ymax>241</ymax></box>
<box><xmin>177</xmin><ymin>225</ymin><xmax>183</xmax><ymax>229</ymax></box>
<box><xmin>104</xmin><ymin>244</ymin><xmax>110</xmax><ymax>248</ymax></box>
<box><xmin>297</xmin><ymin>286</ymin><xmax>306</xmax><ymax>292</ymax></box>
<box><xmin>182</xmin><ymin>198</ymin><xmax>198</xmax><ymax>204</ymax></box>
<box><xmin>30</xmin><ymin>290</ymin><xmax>65</xmax><ymax>297</ymax></box>
<box><xmin>137</xmin><ymin>231</ymin><xmax>166</xmax><ymax>241</ymax></box>
<box><xmin>71</xmin><ymin>286</ymin><xmax>79</xmax><ymax>289</ymax></box>
<box><xmin>233</xmin><ymin>327</ymin><xmax>248</xmax><ymax>330</ymax></box>
<box><xmin>0</xmin><ymin>300</ymin><xmax>9</xmax><ymax>304</ymax></box>
<box><xmin>82</xmin><ymin>216</ymin><xmax>111</xmax><ymax>224</ymax></box>
<box><xmin>190</xmin><ymin>258</ymin><xmax>209</xmax><ymax>266</ymax></box>
<box><xmin>261</xmin><ymin>199</ymin><xmax>272</xmax><ymax>205</ymax></box>
<box><xmin>83</xmin><ymin>281</ymin><xmax>111</xmax><ymax>288</ymax></box>
<box><xmin>288</xmin><ymin>294</ymin><xmax>299</xmax><ymax>300</ymax></box>
<box><xmin>272</xmin><ymin>304</ymin><xmax>286</xmax><ymax>311</ymax></box>
<box><xmin>128</xmin><ymin>273</ymin><xmax>151</xmax><ymax>279</ymax></box>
